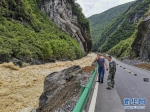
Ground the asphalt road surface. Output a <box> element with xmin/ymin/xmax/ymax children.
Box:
<box><xmin>94</xmin><ymin>58</ymin><xmax>150</xmax><ymax>112</ymax></box>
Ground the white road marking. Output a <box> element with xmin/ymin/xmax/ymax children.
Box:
<box><xmin>88</xmin><ymin>77</ymin><xmax>99</xmax><ymax>112</ymax></box>
<box><xmin>125</xmin><ymin>69</ymin><xmax>131</xmax><ymax>72</ymax></box>
<box><xmin>125</xmin><ymin>69</ymin><xmax>134</xmax><ymax>74</ymax></box>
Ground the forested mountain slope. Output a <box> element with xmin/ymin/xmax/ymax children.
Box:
<box><xmin>88</xmin><ymin>2</ymin><xmax>133</xmax><ymax>47</ymax></box>
<box><xmin>0</xmin><ymin>0</ymin><xmax>91</xmax><ymax>64</ymax></box>
<box><xmin>92</xmin><ymin>0</ymin><xmax>150</xmax><ymax>54</ymax></box>
<box><xmin>107</xmin><ymin>0</ymin><xmax>150</xmax><ymax>58</ymax></box>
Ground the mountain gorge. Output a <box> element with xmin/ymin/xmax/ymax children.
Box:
<box><xmin>0</xmin><ymin>0</ymin><xmax>91</xmax><ymax>64</ymax></box>
<box><xmin>89</xmin><ymin>0</ymin><xmax>150</xmax><ymax>60</ymax></box>
<box><xmin>88</xmin><ymin>2</ymin><xmax>133</xmax><ymax>49</ymax></box>
<box><xmin>1</xmin><ymin>0</ymin><xmax>150</xmax><ymax>112</ymax></box>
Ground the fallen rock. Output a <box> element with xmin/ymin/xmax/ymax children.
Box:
<box><xmin>36</xmin><ymin>65</ymin><xmax>91</xmax><ymax>112</ymax></box>
<box><xmin>143</xmin><ymin>78</ymin><xmax>149</xmax><ymax>82</ymax></box>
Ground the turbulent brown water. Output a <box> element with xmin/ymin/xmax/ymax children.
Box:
<box><xmin>0</xmin><ymin>53</ymin><xmax>96</xmax><ymax>112</ymax></box>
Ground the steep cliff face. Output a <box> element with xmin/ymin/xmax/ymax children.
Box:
<box><xmin>39</xmin><ymin>0</ymin><xmax>92</xmax><ymax>52</ymax></box>
<box><xmin>131</xmin><ymin>16</ymin><xmax>150</xmax><ymax>60</ymax></box>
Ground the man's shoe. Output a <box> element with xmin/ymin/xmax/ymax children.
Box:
<box><xmin>96</xmin><ymin>81</ymin><xmax>100</xmax><ymax>82</ymax></box>
<box><xmin>106</xmin><ymin>87</ymin><xmax>111</xmax><ymax>90</ymax></box>
<box><xmin>111</xmin><ymin>85</ymin><xmax>114</xmax><ymax>88</ymax></box>
<box><xmin>100</xmin><ymin>82</ymin><xmax>103</xmax><ymax>83</ymax></box>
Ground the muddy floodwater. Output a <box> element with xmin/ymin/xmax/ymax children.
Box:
<box><xmin>0</xmin><ymin>53</ymin><xmax>97</xmax><ymax>112</ymax></box>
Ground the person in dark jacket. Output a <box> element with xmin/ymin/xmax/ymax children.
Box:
<box><xmin>94</xmin><ymin>54</ymin><xmax>108</xmax><ymax>83</ymax></box>
<box><xmin>106</xmin><ymin>55</ymin><xmax>116</xmax><ymax>90</ymax></box>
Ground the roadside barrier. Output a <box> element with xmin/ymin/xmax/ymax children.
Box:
<box><xmin>73</xmin><ymin>66</ymin><xmax>98</xmax><ymax>112</ymax></box>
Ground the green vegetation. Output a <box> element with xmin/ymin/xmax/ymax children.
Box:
<box><xmin>90</xmin><ymin>0</ymin><xmax>150</xmax><ymax>57</ymax></box>
<box><xmin>0</xmin><ymin>0</ymin><xmax>86</xmax><ymax>61</ymax></box>
<box><xmin>108</xmin><ymin>30</ymin><xmax>137</xmax><ymax>58</ymax></box>
<box><xmin>68</xmin><ymin>0</ymin><xmax>91</xmax><ymax>38</ymax></box>
<box><xmin>106</xmin><ymin>0</ymin><xmax>150</xmax><ymax>58</ymax></box>
<box><xmin>98</xmin><ymin>0</ymin><xmax>150</xmax><ymax>53</ymax></box>
<box><xmin>93</xmin><ymin>13</ymin><xmax>126</xmax><ymax>51</ymax></box>
<box><xmin>88</xmin><ymin>2</ymin><xmax>133</xmax><ymax>50</ymax></box>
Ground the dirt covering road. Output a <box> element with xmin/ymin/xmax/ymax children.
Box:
<box><xmin>0</xmin><ymin>53</ymin><xmax>97</xmax><ymax>112</ymax></box>
<box><xmin>135</xmin><ymin>63</ymin><xmax>150</xmax><ymax>70</ymax></box>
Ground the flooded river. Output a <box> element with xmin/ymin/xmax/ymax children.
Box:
<box><xmin>0</xmin><ymin>53</ymin><xmax>96</xmax><ymax>112</ymax></box>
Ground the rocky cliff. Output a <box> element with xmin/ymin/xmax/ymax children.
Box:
<box><xmin>130</xmin><ymin>16</ymin><xmax>150</xmax><ymax>60</ymax></box>
<box><xmin>38</xmin><ymin>0</ymin><xmax>92</xmax><ymax>52</ymax></box>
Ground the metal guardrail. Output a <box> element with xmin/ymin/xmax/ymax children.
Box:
<box><xmin>73</xmin><ymin>66</ymin><xmax>98</xmax><ymax>112</ymax></box>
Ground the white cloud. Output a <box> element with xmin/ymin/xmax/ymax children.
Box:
<box><xmin>76</xmin><ymin>0</ymin><xmax>135</xmax><ymax>17</ymax></box>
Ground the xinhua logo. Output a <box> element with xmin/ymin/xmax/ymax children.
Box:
<box><xmin>123</xmin><ymin>98</ymin><xmax>146</xmax><ymax>109</ymax></box>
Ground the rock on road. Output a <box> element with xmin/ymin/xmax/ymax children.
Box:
<box><xmin>94</xmin><ymin>58</ymin><xmax>150</xmax><ymax>112</ymax></box>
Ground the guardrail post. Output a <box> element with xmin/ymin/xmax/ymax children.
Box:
<box><xmin>80</xmin><ymin>85</ymin><xmax>86</xmax><ymax>96</ymax></box>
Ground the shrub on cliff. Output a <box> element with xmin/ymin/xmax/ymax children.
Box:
<box><xmin>0</xmin><ymin>0</ymin><xmax>84</xmax><ymax>62</ymax></box>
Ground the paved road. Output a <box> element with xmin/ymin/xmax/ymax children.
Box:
<box><xmin>93</xmin><ymin>59</ymin><xmax>150</xmax><ymax>112</ymax></box>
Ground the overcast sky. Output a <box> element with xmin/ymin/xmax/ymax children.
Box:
<box><xmin>76</xmin><ymin>0</ymin><xmax>135</xmax><ymax>17</ymax></box>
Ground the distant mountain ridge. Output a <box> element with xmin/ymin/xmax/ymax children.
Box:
<box><xmin>88</xmin><ymin>2</ymin><xmax>133</xmax><ymax>50</ymax></box>
<box><xmin>90</xmin><ymin>0</ymin><xmax>150</xmax><ymax>59</ymax></box>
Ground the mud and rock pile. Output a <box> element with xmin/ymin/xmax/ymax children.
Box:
<box><xmin>36</xmin><ymin>65</ymin><xmax>92</xmax><ymax>112</ymax></box>
<box><xmin>82</xmin><ymin>66</ymin><xmax>96</xmax><ymax>73</ymax></box>
<box><xmin>135</xmin><ymin>63</ymin><xmax>150</xmax><ymax>70</ymax></box>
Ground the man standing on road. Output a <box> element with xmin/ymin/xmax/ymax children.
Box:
<box><xmin>95</xmin><ymin>54</ymin><xmax>108</xmax><ymax>83</ymax></box>
<box><xmin>106</xmin><ymin>55</ymin><xmax>116</xmax><ymax>90</ymax></box>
